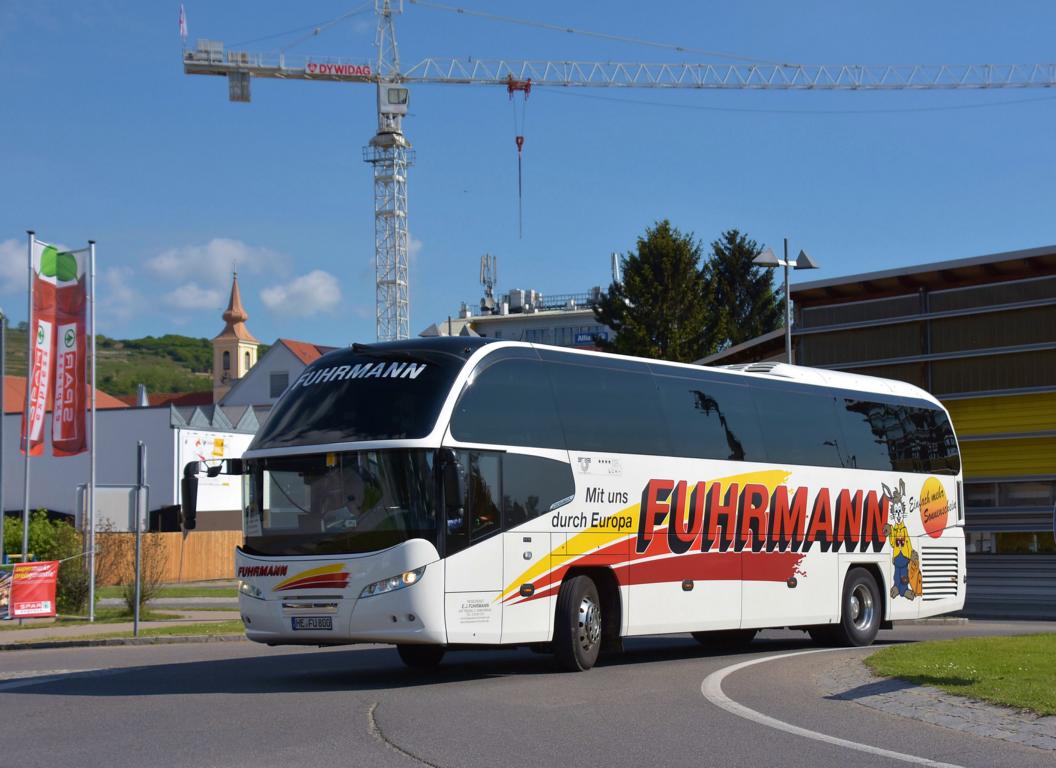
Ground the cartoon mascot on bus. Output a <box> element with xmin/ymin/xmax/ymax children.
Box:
<box><xmin>882</xmin><ymin>479</ymin><xmax>922</xmax><ymax>600</ymax></box>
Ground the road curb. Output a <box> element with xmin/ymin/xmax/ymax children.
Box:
<box><xmin>0</xmin><ymin>634</ymin><xmax>248</xmax><ymax>652</ymax></box>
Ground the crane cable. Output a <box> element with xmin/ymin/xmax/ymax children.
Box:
<box><xmin>407</xmin><ymin>0</ymin><xmax>797</xmax><ymax>67</ymax></box>
<box><xmin>230</xmin><ymin>2</ymin><xmax>373</xmax><ymax>51</ymax></box>
<box><xmin>508</xmin><ymin>77</ymin><xmax>531</xmax><ymax>238</ymax></box>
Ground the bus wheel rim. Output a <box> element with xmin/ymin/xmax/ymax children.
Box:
<box><xmin>578</xmin><ymin>595</ymin><xmax>601</xmax><ymax>651</ymax></box>
<box><xmin>850</xmin><ymin>584</ymin><xmax>874</xmax><ymax>630</ymax></box>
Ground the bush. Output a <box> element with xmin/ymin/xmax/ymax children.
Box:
<box><xmin>2</xmin><ymin>510</ymin><xmax>91</xmax><ymax>614</ymax></box>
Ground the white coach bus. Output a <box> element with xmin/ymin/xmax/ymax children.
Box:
<box><xmin>182</xmin><ymin>338</ymin><xmax>965</xmax><ymax>671</ymax></box>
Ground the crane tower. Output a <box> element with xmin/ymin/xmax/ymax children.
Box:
<box><xmin>363</xmin><ymin>0</ymin><xmax>414</xmax><ymax>341</ymax></box>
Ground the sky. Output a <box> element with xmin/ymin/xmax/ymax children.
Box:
<box><xmin>2</xmin><ymin>1</ymin><xmax>1056</xmax><ymax>346</ymax></box>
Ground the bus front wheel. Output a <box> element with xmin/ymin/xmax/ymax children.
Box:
<box><xmin>396</xmin><ymin>644</ymin><xmax>445</xmax><ymax>669</ymax></box>
<box><xmin>817</xmin><ymin>567</ymin><xmax>882</xmax><ymax>647</ymax></box>
<box><xmin>553</xmin><ymin>575</ymin><xmax>602</xmax><ymax>672</ymax></box>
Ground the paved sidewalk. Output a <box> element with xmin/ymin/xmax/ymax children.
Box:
<box><xmin>0</xmin><ymin>611</ymin><xmax>241</xmax><ymax>644</ymax></box>
<box><xmin>816</xmin><ymin>652</ymin><xmax>1056</xmax><ymax>751</ymax></box>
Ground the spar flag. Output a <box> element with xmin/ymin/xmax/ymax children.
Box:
<box><xmin>21</xmin><ymin>239</ymin><xmax>89</xmax><ymax>457</ymax></box>
<box><xmin>51</xmin><ymin>245</ymin><xmax>88</xmax><ymax>456</ymax></box>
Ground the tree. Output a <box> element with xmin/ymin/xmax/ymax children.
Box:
<box><xmin>708</xmin><ymin>229</ymin><xmax>783</xmax><ymax>348</ymax></box>
<box><xmin>593</xmin><ymin>220</ymin><xmax>720</xmax><ymax>362</ymax></box>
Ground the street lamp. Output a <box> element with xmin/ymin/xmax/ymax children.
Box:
<box><xmin>753</xmin><ymin>238</ymin><xmax>820</xmax><ymax>364</ymax></box>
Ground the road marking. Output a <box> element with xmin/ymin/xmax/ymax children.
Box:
<box><xmin>700</xmin><ymin>648</ymin><xmax>965</xmax><ymax>768</ymax></box>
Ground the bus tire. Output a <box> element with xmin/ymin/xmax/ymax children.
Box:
<box><xmin>553</xmin><ymin>575</ymin><xmax>602</xmax><ymax>672</ymax></box>
<box><xmin>831</xmin><ymin>567</ymin><xmax>882</xmax><ymax>647</ymax></box>
<box><xmin>396</xmin><ymin>644</ymin><xmax>445</xmax><ymax>669</ymax></box>
<box><xmin>691</xmin><ymin>629</ymin><xmax>757</xmax><ymax>650</ymax></box>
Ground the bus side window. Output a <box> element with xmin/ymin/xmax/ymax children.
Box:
<box><xmin>839</xmin><ymin>398</ymin><xmax>895</xmax><ymax>471</ymax></box>
<box><xmin>451</xmin><ymin>357</ymin><xmax>566</xmax><ymax>449</ymax></box>
<box><xmin>654</xmin><ymin>374</ymin><xmax>765</xmax><ymax>462</ymax></box>
<box><xmin>469</xmin><ymin>452</ymin><xmax>501</xmax><ymax>541</ymax></box>
<box><xmin>503</xmin><ymin>454</ymin><xmax>575</xmax><ymax>529</ymax></box>
<box><xmin>753</xmin><ymin>389</ymin><xmax>845</xmax><ymax>468</ymax></box>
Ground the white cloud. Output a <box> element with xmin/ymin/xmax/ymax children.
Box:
<box><xmin>147</xmin><ymin>238</ymin><xmax>285</xmax><ymax>288</ymax></box>
<box><xmin>0</xmin><ymin>238</ymin><xmax>24</xmax><ymax>294</ymax></box>
<box><xmin>164</xmin><ymin>282</ymin><xmax>223</xmax><ymax>311</ymax></box>
<box><xmin>260</xmin><ymin>270</ymin><xmax>342</xmax><ymax>316</ymax></box>
<box><xmin>408</xmin><ymin>235</ymin><xmax>423</xmax><ymax>259</ymax></box>
<box><xmin>97</xmin><ymin>266</ymin><xmax>143</xmax><ymax>325</ymax></box>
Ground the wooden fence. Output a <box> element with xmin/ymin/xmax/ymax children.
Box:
<box><xmin>96</xmin><ymin>531</ymin><xmax>243</xmax><ymax>585</ymax></box>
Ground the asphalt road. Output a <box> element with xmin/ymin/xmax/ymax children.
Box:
<box><xmin>0</xmin><ymin>620</ymin><xmax>1053</xmax><ymax>768</ymax></box>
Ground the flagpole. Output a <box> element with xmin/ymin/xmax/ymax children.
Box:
<box><xmin>88</xmin><ymin>240</ymin><xmax>97</xmax><ymax>622</ymax></box>
<box><xmin>21</xmin><ymin>231</ymin><xmax>34</xmax><ymax>565</ymax></box>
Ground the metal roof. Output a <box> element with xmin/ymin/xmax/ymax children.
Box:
<box><xmin>792</xmin><ymin>244</ymin><xmax>1056</xmax><ymax>304</ymax></box>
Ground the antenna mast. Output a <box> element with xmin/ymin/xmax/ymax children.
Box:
<box><xmin>363</xmin><ymin>0</ymin><xmax>414</xmax><ymax>341</ymax></box>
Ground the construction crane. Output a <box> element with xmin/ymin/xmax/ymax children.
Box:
<box><xmin>183</xmin><ymin>1</ymin><xmax>1056</xmax><ymax>341</ymax></box>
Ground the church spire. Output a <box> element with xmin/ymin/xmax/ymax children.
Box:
<box><xmin>214</xmin><ymin>272</ymin><xmax>258</xmax><ymax>342</ymax></box>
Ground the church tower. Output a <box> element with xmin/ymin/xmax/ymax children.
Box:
<box><xmin>212</xmin><ymin>273</ymin><xmax>259</xmax><ymax>402</ymax></box>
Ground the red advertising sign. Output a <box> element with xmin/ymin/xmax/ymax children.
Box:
<box><xmin>52</xmin><ymin>251</ymin><xmax>88</xmax><ymax>455</ymax></box>
<box><xmin>21</xmin><ymin>241</ymin><xmax>56</xmax><ymax>456</ymax></box>
<box><xmin>20</xmin><ymin>241</ymin><xmax>88</xmax><ymax>457</ymax></box>
<box><xmin>9</xmin><ymin>561</ymin><xmax>59</xmax><ymax>619</ymax></box>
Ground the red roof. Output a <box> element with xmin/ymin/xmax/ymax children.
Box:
<box><xmin>3</xmin><ymin>376</ymin><xmax>128</xmax><ymax>414</ymax></box>
<box><xmin>114</xmin><ymin>391</ymin><xmax>214</xmax><ymax>407</ymax></box>
<box><xmin>279</xmin><ymin>338</ymin><xmax>337</xmax><ymax>365</ymax></box>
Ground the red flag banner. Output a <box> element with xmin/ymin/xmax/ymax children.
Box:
<box><xmin>9</xmin><ymin>561</ymin><xmax>59</xmax><ymax>619</ymax></box>
<box><xmin>52</xmin><ymin>249</ymin><xmax>88</xmax><ymax>456</ymax></box>
<box><xmin>21</xmin><ymin>240</ymin><xmax>56</xmax><ymax>456</ymax></box>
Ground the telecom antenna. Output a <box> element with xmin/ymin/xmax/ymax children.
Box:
<box><xmin>610</xmin><ymin>252</ymin><xmax>622</xmax><ymax>286</ymax></box>
<box><xmin>480</xmin><ymin>253</ymin><xmax>497</xmax><ymax>313</ymax></box>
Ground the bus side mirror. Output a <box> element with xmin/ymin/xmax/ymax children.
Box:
<box><xmin>181</xmin><ymin>461</ymin><xmax>199</xmax><ymax>532</ymax></box>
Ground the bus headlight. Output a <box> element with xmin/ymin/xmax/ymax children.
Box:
<box><xmin>359</xmin><ymin>567</ymin><xmax>425</xmax><ymax>599</ymax></box>
<box><xmin>238</xmin><ymin>580</ymin><xmax>264</xmax><ymax>600</ymax></box>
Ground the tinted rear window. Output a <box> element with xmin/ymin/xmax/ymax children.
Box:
<box><xmin>252</xmin><ymin>350</ymin><xmax>466</xmax><ymax>450</ymax></box>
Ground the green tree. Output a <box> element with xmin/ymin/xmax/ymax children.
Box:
<box><xmin>3</xmin><ymin>511</ymin><xmax>91</xmax><ymax>614</ymax></box>
<box><xmin>593</xmin><ymin>220</ymin><xmax>720</xmax><ymax>362</ymax></box>
<box><xmin>708</xmin><ymin>229</ymin><xmax>784</xmax><ymax>348</ymax></box>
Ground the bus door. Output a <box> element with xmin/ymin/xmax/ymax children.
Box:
<box><xmin>500</xmin><ymin>530</ymin><xmax>553</xmax><ymax>644</ymax></box>
<box><xmin>441</xmin><ymin>449</ymin><xmax>504</xmax><ymax>644</ymax></box>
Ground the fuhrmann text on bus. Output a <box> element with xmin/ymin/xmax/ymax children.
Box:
<box><xmin>637</xmin><ymin>479</ymin><xmax>896</xmax><ymax>556</ymax></box>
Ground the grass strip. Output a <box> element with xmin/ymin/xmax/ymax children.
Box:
<box><xmin>96</xmin><ymin>586</ymin><xmax>238</xmax><ymax>599</ymax></box>
<box><xmin>0</xmin><ymin>609</ymin><xmax>179</xmax><ymax>632</ymax></box>
<box><xmin>865</xmin><ymin>633</ymin><xmax>1056</xmax><ymax>716</ymax></box>
<box><xmin>5</xmin><ymin>620</ymin><xmax>246</xmax><ymax>645</ymax></box>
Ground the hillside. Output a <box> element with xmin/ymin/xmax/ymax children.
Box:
<box><xmin>2</xmin><ymin>326</ymin><xmax>220</xmax><ymax>397</ymax></box>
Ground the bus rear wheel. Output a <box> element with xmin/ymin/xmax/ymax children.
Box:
<box><xmin>553</xmin><ymin>575</ymin><xmax>602</xmax><ymax>672</ymax></box>
<box><xmin>396</xmin><ymin>644</ymin><xmax>445</xmax><ymax>669</ymax></box>
<box><xmin>691</xmin><ymin>629</ymin><xmax>757</xmax><ymax>650</ymax></box>
<box><xmin>819</xmin><ymin>567</ymin><xmax>881</xmax><ymax>647</ymax></box>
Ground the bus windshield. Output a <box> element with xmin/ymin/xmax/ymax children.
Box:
<box><xmin>242</xmin><ymin>450</ymin><xmax>438</xmax><ymax>556</ymax></box>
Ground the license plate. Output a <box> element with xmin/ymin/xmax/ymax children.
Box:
<box><xmin>291</xmin><ymin>616</ymin><xmax>333</xmax><ymax>631</ymax></box>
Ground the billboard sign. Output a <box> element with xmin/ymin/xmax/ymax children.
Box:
<box><xmin>8</xmin><ymin>561</ymin><xmax>59</xmax><ymax>619</ymax></box>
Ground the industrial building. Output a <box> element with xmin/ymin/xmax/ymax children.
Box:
<box><xmin>702</xmin><ymin>245</ymin><xmax>1056</xmax><ymax>618</ymax></box>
